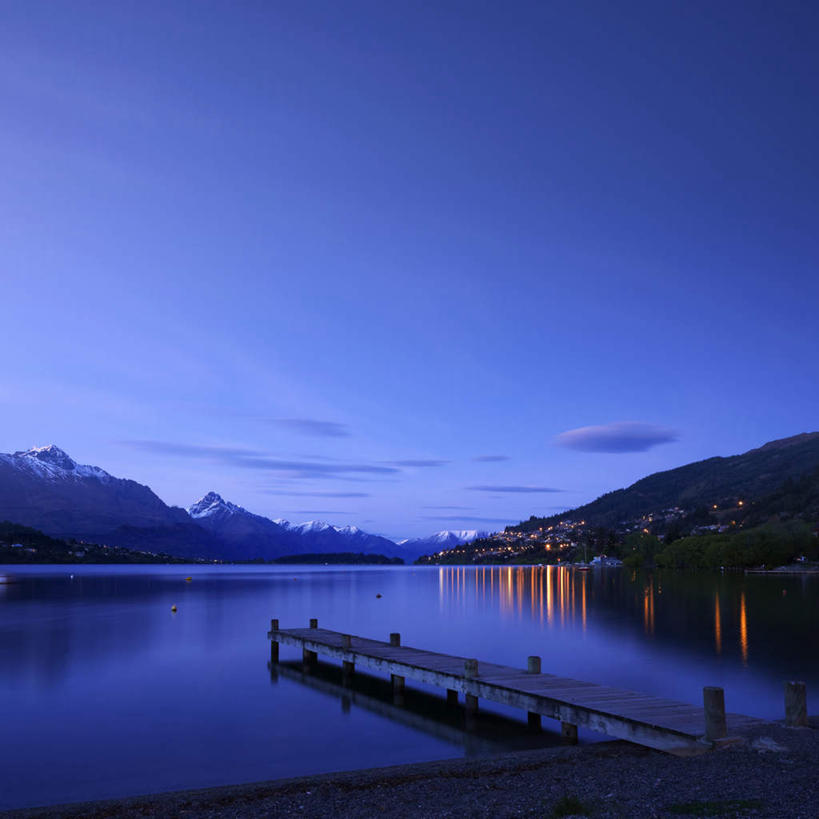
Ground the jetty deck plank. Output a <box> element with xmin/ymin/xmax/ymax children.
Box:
<box><xmin>269</xmin><ymin>625</ymin><xmax>766</xmax><ymax>754</ymax></box>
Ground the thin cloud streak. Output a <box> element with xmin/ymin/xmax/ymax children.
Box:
<box><xmin>281</xmin><ymin>510</ymin><xmax>353</xmax><ymax>515</ymax></box>
<box><xmin>388</xmin><ymin>459</ymin><xmax>449</xmax><ymax>467</ymax></box>
<box><xmin>272</xmin><ymin>419</ymin><xmax>351</xmax><ymax>437</ymax></box>
<box><xmin>467</xmin><ymin>485</ymin><xmax>563</xmax><ymax>493</ymax></box>
<box><xmin>423</xmin><ymin>505</ymin><xmax>475</xmax><ymax>510</ymax></box>
<box><xmin>120</xmin><ymin>440</ymin><xmax>398</xmax><ymax>478</ymax></box>
<box><xmin>422</xmin><ymin>515</ymin><xmax>513</xmax><ymax>523</ymax></box>
<box><xmin>472</xmin><ymin>455</ymin><xmax>510</xmax><ymax>462</ymax></box>
<box><xmin>265</xmin><ymin>490</ymin><xmax>370</xmax><ymax>498</ymax></box>
<box><xmin>555</xmin><ymin>421</ymin><xmax>679</xmax><ymax>453</ymax></box>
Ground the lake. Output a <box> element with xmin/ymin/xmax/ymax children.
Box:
<box><xmin>1</xmin><ymin>564</ymin><xmax>817</xmax><ymax>810</ymax></box>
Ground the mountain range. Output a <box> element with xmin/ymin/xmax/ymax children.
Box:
<box><xmin>0</xmin><ymin>445</ymin><xmax>486</xmax><ymax>561</ymax></box>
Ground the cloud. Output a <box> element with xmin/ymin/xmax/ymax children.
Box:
<box><xmin>119</xmin><ymin>440</ymin><xmax>398</xmax><ymax>478</ymax></box>
<box><xmin>422</xmin><ymin>515</ymin><xmax>514</xmax><ymax>523</ymax></box>
<box><xmin>466</xmin><ymin>485</ymin><xmax>563</xmax><ymax>493</ymax></box>
<box><xmin>471</xmin><ymin>455</ymin><xmax>510</xmax><ymax>462</ymax></box>
<box><xmin>282</xmin><ymin>510</ymin><xmax>352</xmax><ymax>515</ymax></box>
<box><xmin>273</xmin><ymin>419</ymin><xmax>351</xmax><ymax>437</ymax></box>
<box><xmin>422</xmin><ymin>505</ymin><xmax>475</xmax><ymax>510</ymax></box>
<box><xmin>388</xmin><ymin>459</ymin><xmax>449</xmax><ymax>468</ymax></box>
<box><xmin>555</xmin><ymin>422</ymin><xmax>679</xmax><ymax>453</ymax></box>
<box><xmin>265</xmin><ymin>490</ymin><xmax>370</xmax><ymax>498</ymax></box>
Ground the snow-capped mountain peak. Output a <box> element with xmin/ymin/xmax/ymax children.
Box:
<box><xmin>397</xmin><ymin>529</ymin><xmax>491</xmax><ymax>549</ymax></box>
<box><xmin>2</xmin><ymin>445</ymin><xmax>112</xmax><ymax>482</ymax></box>
<box><xmin>21</xmin><ymin>444</ymin><xmax>77</xmax><ymax>470</ymax></box>
<box><xmin>293</xmin><ymin>520</ymin><xmax>333</xmax><ymax>534</ymax></box>
<box><xmin>187</xmin><ymin>491</ymin><xmax>246</xmax><ymax>519</ymax></box>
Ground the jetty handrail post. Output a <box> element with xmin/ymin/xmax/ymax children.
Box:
<box><xmin>526</xmin><ymin>655</ymin><xmax>542</xmax><ymax>730</ymax></box>
<box><xmin>270</xmin><ymin>618</ymin><xmax>279</xmax><ymax>663</ymax></box>
<box><xmin>390</xmin><ymin>632</ymin><xmax>401</xmax><ymax>647</ymax></box>
<box><xmin>703</xmin><ymin>686</ymin><xmax>727</xmax><ymax>741</ymax></box>
<box><xmin>785</xmin><ymin>681</ymin><xmax>808</xmax><ymax>727</ymax></box>
<box><xmin>310</xmin><ymin>618</ymin><xmax>318</xmax><ymax>629</ymax></box>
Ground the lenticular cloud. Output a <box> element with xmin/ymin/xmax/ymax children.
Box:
<box><xmin>556</xmin><ymin>422</ymin><xmax>678</xmax><ymax>453</ymax></box>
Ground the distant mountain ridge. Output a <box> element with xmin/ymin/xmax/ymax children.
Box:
<box><xmin>398</xmin><ymin>530</ymin><xmax>490</xmax><ymax>552</ymax></box>
<box><xmin>0</xmin><ymin>445</ymin><xmax>438</xmax><ymax>561</ymax></box>
<box><xmin>187</xmin><ymin>491</ymin><xmax>406</xmax><ymax>559</ymax></box>
<box><xmin>514</xmin><ymin>432</ymin><xmax>819</xmax><ymax>532</ymax></box>
<box><xmin>0</xmin><ymin>445</ymin><xmax>210</xmax><ymax>556</ymax></box>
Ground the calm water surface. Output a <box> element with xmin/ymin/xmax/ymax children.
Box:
<box><xmin>1</xmin><ymin>564</ymin><xmax>817</xmax><ymax>809</ymax></box>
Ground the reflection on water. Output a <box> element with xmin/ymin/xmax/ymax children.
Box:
<box><xmin>434</xmin><ymin>564</ymin><xmax>817</xmax><ymax>674</ymax></box>
<box><xmin>1</xmin><ymin>564</ymin><xmax>818</xmax><ymax>810</ymax></box>
<box><xmin>439</xmin><ymin>565</ymin><xmax>593</xmax><ymax>629</ymax></box>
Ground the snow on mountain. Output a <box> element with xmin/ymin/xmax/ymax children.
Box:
<box><xmin>0</xmin><ymin>444</ymin><xmax>112</xmax><ymax>482</ymax></box>
<box><xmin>398</xmin><ymin>529</ymin><xmax>491</xmax><ymax>553</ymax></box>
<box><xmin>188</xmin><ymin>491</ymin><xmax>247</xmax><ymax>520</ymax></box>
<box><xmin>0</xmin><ymin>444</ymin><xmax>219</xmax><ymax>558</ymax></box>
<box><xmin>236</xmin><ymin>514</ymin><xmax>405</xmax><ymax>558</ymax></box>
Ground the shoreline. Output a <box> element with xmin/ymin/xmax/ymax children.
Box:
<box><xmin>4</xmin><ymin>721</ymin><xmax>817</xmax><ymax>819</ymax></box>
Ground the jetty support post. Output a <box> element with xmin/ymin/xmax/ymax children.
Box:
<box><xmin>527</xmin><ymin>655</ymin><xmax>542</xmax><ymax>730</ymax></box>
<box><xmin>785</xmin><ymin>681</ymin><xmax>808</xmax><ymax>727</ymax></box>
<box><xmin>341</xmin><ymin>633</ymin><xmax>354</xmax><ymax>682</ymax></box>
<box><xmin>464</xmin><ymin>659</ymin><xmax>479</xmax><ymax>714</ymax></box>
<box><xmin>703</xmin><ymin>686</ymin><xmax>727</xmax><ymax>741</ymax></box>
<box><xmin>387</xmin><ymin>633</ymin><xmax>404</xmax><ymax>700</ymax></box>
<box><xmin>446</xmin><ymin>688</ymin><xmax>458</xmax><ymax>706</ymax></box>
<box><xmin>270</xmin><ymin>618</ymin><xmax>279</xmax><ymax>663</ymax></box>
<box><xmin>561</xmin><ymin>722</ymin><xmax>578</xmax><ymax>744</ymax></box>
<box><xmin>302</xmin><ymin>618</ymin><xmax>319</xmax><ymax>669</ymax></box>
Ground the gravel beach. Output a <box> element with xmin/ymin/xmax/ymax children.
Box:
<box><xmin>5</xmin><ymin>721</ymin><xmax>817</xmax><ymax>819</ymax></box>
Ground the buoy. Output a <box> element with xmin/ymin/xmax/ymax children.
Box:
<box><xmin>376</xmin><ymin>593</ymin><xmax>382</xmax><ymax>599</ymax></box>
<box><xmin>185</xmin><ymin>577</ymin><xmax>192</xmax><ymax>582</ymax></box>
<box><xmin>171</xmin><ymin>605</ymin><xmax>177</xmax><ymax>612</ymax></box>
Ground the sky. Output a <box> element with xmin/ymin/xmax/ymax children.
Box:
<box><xmin>1</xmin><ymin>1</ymin><xmax>817</xmax><ymax>539</ymax></box>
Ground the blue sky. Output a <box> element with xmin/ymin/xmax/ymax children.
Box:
<box><xmin>1</xmin><ymin>1</ymin><xmax>817</xmax><ymax>538</ymax></box>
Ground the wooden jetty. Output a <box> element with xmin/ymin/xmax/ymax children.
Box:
<box><xmin>269</xmin><ymin>620</ymin><xmax>770</xmax><ymax>756</ymax></box>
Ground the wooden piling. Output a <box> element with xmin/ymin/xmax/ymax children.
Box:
<box><xmin>561</xmin><ymin>722</ymin><xmax>578</xmax><ymax>744</ymax></box>
<box><xmin>270</xmin><ymin>618</ymin><xmax>279</xmax><ymax>663</ymax></box>
<box><xmin>446</xmin><ymin>688</ymin><xmax>458</xmax><ymax>706</ymax></box>
<box><xmin>465</xmin><ymin>693</ymin><xmax>479</xmax><ymax>714</ymax></box>
<box><xmin>526</xmin><ymin>655</ymin><xmax>542</xmax><ymax>728</ymax></box>
<box><xmin>392</xmin><ymin>674</ymin><xmax>405</xmax><ymax>695</ymax></box>
<box><xmin>390</xmin><ymin>633</ymin><xmax>401</xmax><ymax>647</ymax></box>
<box><xmin>464</xmin><ymin>659</ymin><xmax>478</xmax><ymax>678</ymax></box>
<box><xmin>703</xmin><ymin>686</ymin><xmax>727</xmax><ymax>740</ymax></box>
<box><xmin>785</xmin><ymin>681</ymin><xmax>807</xmax><ymax>727</ymax></box>
<box><xmin>310</xmin><ymin>618</ymin><xmax>318</xmax><ymax>629</ymax></box>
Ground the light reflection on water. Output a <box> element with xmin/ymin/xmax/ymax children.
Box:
<box><xmin>0</xmin><ymin>564</ymin><xmax>817</xmax><ymax>810</ymax></box>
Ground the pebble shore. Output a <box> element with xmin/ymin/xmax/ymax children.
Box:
<box><xmin>5</xmin><ymin>721</ymin><xmax>817</xmax><ymax>818</ymax></box>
